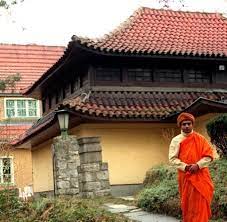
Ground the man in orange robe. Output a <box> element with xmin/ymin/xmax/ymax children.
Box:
<box><xmin>169</xmin><ymin>112</ymin><xmax>214</xmax><ymax>222</ymax></box>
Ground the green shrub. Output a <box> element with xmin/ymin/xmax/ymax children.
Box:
<box><xmin>143</xmin><ymin>164</ymin><xmax>177</xmax><ymax>186</ymax></box>
<box><xmin>138</xmin><ymin>164</ymin><xmax>181</xmax><ymax>217</ymax></box>
<box><xmin>0</xmin><ymin>189</ymin><xmax>22</xmax><ymax>217</ymax></box>
<box><xmin>210</xmin><ymin>158</ymin><xmax>227</xmax><ymax>219</ymax></box>
<box><xmin>206</xmin><ymin>114</ymin><xmax>227</xmax><ymax>158</ymax></box>
<box><xmin>138</xmin><ymin>159</ymin><xmax>227</xmax><ymax>220</ymax></box>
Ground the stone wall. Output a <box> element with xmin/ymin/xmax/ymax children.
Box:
<box><xmin>52</xmin><ymin>136</ymin><xmax>80</xmax><ymax>195</ymax></box>
<box><xmin>78</xmin><ymin>137</ymin><xmax>110</xmax><ymax>197</ymax></box>
<box><xmin>52</xmin><ymin>136</ymin><xmax>110</xmax><ymax>197</ymax></box>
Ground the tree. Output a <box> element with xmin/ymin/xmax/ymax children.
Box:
<box><xmin>0</xmin><ymin>73</ymin><xmax>21</xmax><ymax>91</ymax></box>
<box><xmin>0</xmin><ymin>0</ymin><xmax>23</xmax><ymax>9</ymax></box>
<box><xmin>206</xmin><ymin>114</ymin><xmax>227</xmax><ymax>158</ymax></box>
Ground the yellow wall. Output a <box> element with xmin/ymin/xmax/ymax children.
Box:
<box><xmin>32</xmin><ymin>140</ymin><xmax>54</xmax><ymax>192</ymax></box>
<box><xmin>0</xmin><ymin>148</ymin><xmax>32</xmax><ymax>189</ymax></box>
<box><xmin>30</xmin><ymin>113</ymin><xmax>222</xmax><ymax>192</ymax></box>
<box><xmin>70</xmin><ymin>123</ymin><xmax>177</xmax><ymax>185</ymax></box>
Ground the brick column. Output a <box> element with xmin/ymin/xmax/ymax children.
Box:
<box><xmin>52</xmin><ymin>136</ymin><xmax>80</xmax><ymax>195</ymax></box>
<box><xmin>77</xmin><ymin>137</ymin><xmax>110</xmax><ymax>198</ymax></box>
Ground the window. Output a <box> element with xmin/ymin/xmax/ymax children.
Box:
<box><xmin>5</xmin><ymin>99</ymin><xmax>39</xmax><ymax>118</ymax></box>
<box><xmin>186</xmin><ymin>69</ymin><xmax>211</xmax><ymax>83</ymax></box>
<box><xmin>95</xmin><ymin>68</ymin><xmax>121</xmax><ymax>81</ymax></box>
<box><xmin>155</xmin><ymin>69</ymin><xmax>182</xmax><ymax>82</ymax></box>
<box><xmin>0</xmin><ymin>157</ymin><xmax>13</xmax><ymax>184</ymax></box>
<box><xmin>128</xmin><ymin>68</ymin><xmax>153</xmax><ymax>81</ymax></box>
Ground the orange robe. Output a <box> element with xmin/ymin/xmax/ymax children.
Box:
<box><xmin>178</xmin><ymin>132</ymin><xmax>214</xmax><ymax>222</ymax></box>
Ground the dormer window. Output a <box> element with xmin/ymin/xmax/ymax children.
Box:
<box><xmin>5</xmin><ymin>99</ymin><xmax>40</xmax><ymax>118</ymax></box>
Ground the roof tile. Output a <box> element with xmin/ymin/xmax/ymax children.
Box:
<box><xmin>0</xmin><ymin>44</ymin><xmax>65</xmax><ymax>93</ymax></box>
<box><xmin>74</xmin><ymin>7</ymin><xmax>227</xmax><ymax>57</ymax></box>
<box><xmin>0</xmin><ymin>124</ymin><xmax>31</xmax><ymax>141</ymax></box>
<box><xmin>62</xmin><ymin>90</ymin><xmax>227</xmax><ymax>119</ymax></box>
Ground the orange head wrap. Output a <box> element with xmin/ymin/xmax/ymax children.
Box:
<box><xmin>177</xmin><ymin>112</ymin><xmax>195</xmax><ymax>127</ymax></box>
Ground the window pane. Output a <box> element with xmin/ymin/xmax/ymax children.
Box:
<box><xmin>17</xmin><ymin>100</ymin><xmax>26</xmax><ymax>117</ymax></box>
<box><xmin>6</xmin><ymin>109</ymin><xmax>15</xmax><ymax>118</ymax></box>
<box><xmin>28</xmin><ymin>100</ymin><xmax>37</xmax><ymax>116</ymax></box>
<box><xmin>128</xmin><ymin>68</ymin><xmax>153</xmax><ymax>81</ymax></box>
<box><xmin>155</xmin><ymin>69</ymin><xmax>182</xmax><ymax>82</ymax></box>
<box><xmin>187</xmin><ymin>70</ymin><xmax>210</xmax><ymax>83</ymax></box>
<box><xmin>2</xmin><ymin>158</ymin><xmax>11</xmax><ymax>183</ymax></box>
<box><xmin>28</xmin><ymin>100</ymin><xmax>37</xmax><ymax>109</ymax></box>
<box><xmin>29</xmin><ymin>109</ymin><xmax>37</xmax><ymax>116</ymax></box>
<box><xmin>6</xmin><ymin>100</ymin><xmax>15</xmax><ymax>118</ymax></box>
<box><xmin>17</xmin><ymin>100</ymin><xmax>26</xmax><ymax>108</ymax></box>
<box><xmin>6</xmin><ymin>100</ymin><xmax>15</xmax><ymax>108</ymax></box>
<box><xmin>96</xmin><ymin>68</ymin><xmax>121</xmax><ymax>81</ymax></box>
<box><xmin>17</xmin><ymin>109</ymin><xmax>26</xmax><ymax>117</ymax></box>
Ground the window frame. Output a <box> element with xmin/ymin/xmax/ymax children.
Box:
<box><xmin>4</xmin><ymin>98</ymin><xmax>40</xmax><ymax>118</ymax></box>
<box><xmin>0</xmin><ymin>156</ymin><xmax>14</xmax><ymax>185</ymax></box>
<box><xmin>127</xmin><ymin>68</ymin><xmax>154</xmax><ymax>82</ymax></box>
<box><xmin>95</xmin><ymin>67</ymin><xmax>122</xmax><ymax>82</ymax></box>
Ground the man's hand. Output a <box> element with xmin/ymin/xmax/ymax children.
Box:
<box><xmin>188</xmin><ymin>164</ymin><xmax>199</xmax><ymax>174</ymax></box>
<box><xmin>185</xmin><ymin>165</ymin><xmax>192</xmax><ymax>172</ymax></box>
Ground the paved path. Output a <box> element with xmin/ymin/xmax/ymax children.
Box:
<box><xmin>104</xmin><ymin>203</ymin><xmax>180</xmax><ymax>222</ymax></box>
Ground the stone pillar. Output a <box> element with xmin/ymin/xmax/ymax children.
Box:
<box><xmin>77</xmin><ymin>137</ymin><xmax>110</xmax><ymax>198</ymax></box>
<box><xmin>52</xmin><ymin>136</ymin><xmax>80</xmax><ymax>195</ymax></box>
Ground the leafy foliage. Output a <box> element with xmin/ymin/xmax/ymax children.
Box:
<box><xmin>206</xmin><ymin>115</ymin><xmax>227</xmax><ymax>158</ymax></box>
<box><xmin>0</xmin><ymin>189</ymin><xmax>22</xmax><ymax>220</ymax></box>
<box><xmin>138</xmin><ymin>160</ymin><xmax>227</xmax><ymax>220</ymax></box>
<box><xmin>0</xmin><ymin>73</ymin><xmax>21</xmax><ymax>91</ymax></box>
<box><xmin>0</xmin><ymin>0</ymin><xmax>22</xmax><ymax>9</ymax></box>
<box><xmin>138</xmin><ymin>165</ymin><xmax>180</xmax><ymax>217</ymax></box>
<box><xmin>209</xmin><ymin>158</ymin><xmax>227</xmax><ymax>219</ymax></box>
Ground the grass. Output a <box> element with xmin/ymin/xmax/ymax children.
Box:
<box><xmin>0</xmin><ymin>195</ymin><xmax>136</xmax><ymax>222</ymax></box>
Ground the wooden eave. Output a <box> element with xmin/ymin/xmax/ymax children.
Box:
<box><xmin>163</xmin><ymin>98</ymin><xmax>227</xmax><ymax>122</ymax></box>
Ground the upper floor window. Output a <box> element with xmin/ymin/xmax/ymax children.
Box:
<box><xmin>5</xmin><ymin>99</ymin><xmax>39</xmax><ymax>118</ymax></box>
<box><xmin>95</xmin><ymin>68</ymin><xmax>121</xmax><ymax>81</ymax></box>
<box><xmin>0</xmin><ymin>157</ymin><xmax>14</xmax><ymax>184</ymax></box>
<box><xmin>128</xmin><ymin>68</ymin><xmax>153</xmax><ymax>81</ymax></box>
<box><xmin>186</xmin><ymin>69</ymin><xmax>211</xmax><ymax>83</ymax></box>
<box><xmin>155</xmin><ymin>69</ymin><xmax>182</xmax><ymax>82</ymax></box>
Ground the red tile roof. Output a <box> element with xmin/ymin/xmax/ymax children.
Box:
<box><xmin>63</xmin><ymin>90</ymin><xmax>227</xmax><ymax>118</ymax></box>
<box><xmin>74</xmin><ymin>7</ymin><xmax>227</xmax><ymax>57</ymax></box>
<box><xmin>14</xmin><ymin>89</ymin><xmax>227</xmax><ymax>146</ymax></box>
<box><xmin>0</xmin><ymin>44</ymin><xmax>65</xmax><ymax>93</ymax></box>
<box><xmin>24</xmin><ymin>8</ymin><xmax>227</xmax><ymax>97</ymax></box>
<box><xmin>0</xmin><ymin>124</ymin><xmax>32</xmax><ymax>141</ymax></box>
<box><xmin>12</xmin><ymin>112</ymin><xmax>55</xmax><ymax>145</ymax></box>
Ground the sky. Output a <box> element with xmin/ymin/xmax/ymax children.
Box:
<box><xmin>0</xmin><ymin>0</ymin><xmax>227</xmax><ymax>46</ymax></box>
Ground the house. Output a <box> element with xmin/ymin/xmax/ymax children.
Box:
<box><xmin>15</xmin><ymin>8</ymin><xmax>227</xmax><ymax>196</ymax></box>
<box><xmin>0</xmin><ymin>44</ymin><xmax>64</xmax><ymax>191</ymax></box>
